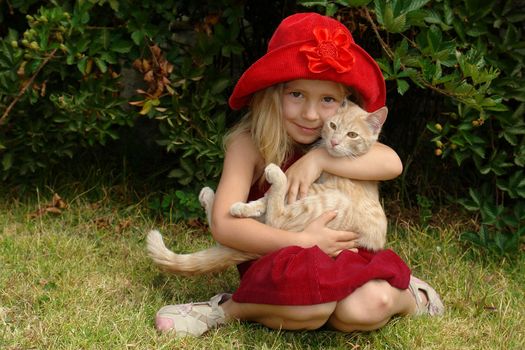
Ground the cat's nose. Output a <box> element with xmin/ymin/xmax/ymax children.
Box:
<box><xmin>331</xmin><ymin>139</ymin><xmax>339</xmax><ymax>147</ymax></box>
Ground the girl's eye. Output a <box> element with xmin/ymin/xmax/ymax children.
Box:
<box><xmin>347</xmin><ymin>131</ymin><xmax>358</xmax><ymax>138</ymax></box>
<box><xmin>330</xmin><ymin>122</ymin><xmax>337</xmax><ymax>130</ymax></box>
<box><xmin>323</xmin><ymin>96</ymin><xmax>336</xmax><ymax>103</ymax></box>
<box><xmin>290</xmin><ymin>91</ymin><xmax>302</xmax><ymax>98</ymax></box>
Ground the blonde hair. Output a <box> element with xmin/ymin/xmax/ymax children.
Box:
<box><xmin>224</xmin><ymin>83</ymin><xmax>294</xmax><ymax>167</ymax></box>
<box><xmin>224</xmin><ymin>81</ymin><xmax>355</xmax><ymax>167</ymax></box>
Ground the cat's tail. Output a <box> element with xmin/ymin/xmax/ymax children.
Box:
<box><xmin>146</xmin><ymin>230</ymin><xmax>260</xmax><ymax>276</ymax></box>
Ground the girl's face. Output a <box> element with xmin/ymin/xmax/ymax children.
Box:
<box><xmin>282</xmin><ymin>79</ymin><xmax>346</xmax><ymax>144</ymax></box>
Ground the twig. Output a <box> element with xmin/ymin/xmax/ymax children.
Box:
<box><xmin>363</xmin><ymin>7</ymin><xmax>395</xmax><ymax>60</ymax></box>
<box><xmin>0</xmin><ymin>48</ymin><xmax>58</xmax><ymax>126</ymax></box>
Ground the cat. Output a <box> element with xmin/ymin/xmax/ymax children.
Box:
<box><xmin>147</xmin><ymin>101</ymin><xmax>389</xmax><ymax>276</ymax></box>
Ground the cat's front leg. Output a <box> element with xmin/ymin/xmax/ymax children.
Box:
<box><xmin>230</xmin><ymin>197</ymin><xmax>267</xmax><ymax>218</ymax></box>
<box><xmin>264</xmin><ymin>163</ymin><xmax>287</xmax><ymax>190</ymax></box>
<box><xmin>264</xmin><ymin>163</ymin><xmax>288</xmax><ymax>223</ymax></box>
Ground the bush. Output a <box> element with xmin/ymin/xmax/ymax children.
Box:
<box><xmin>0</xmin><ymin>3</ymin><xmax>132</xmax><ymax>176</ymax></box>
<box><xmin>1</xmin><ymin>0</ymin><xmax>250</xmax><ymax>219</ymax></box>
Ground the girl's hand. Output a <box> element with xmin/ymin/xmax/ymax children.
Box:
<box><xmin>300</xmin><ymin>211</ymin><xmax>360</xmax><ymax>257</ymax></box>
<box><xmin>285</xmin><ymin>149</ymin><xmax>326</xmax><ymax>203</ymax></box>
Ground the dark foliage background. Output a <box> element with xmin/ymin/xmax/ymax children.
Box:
<box><xmin>1</xmin><ymin>0</ymin><xmax>523</xmax><ymax>255</ymax></box>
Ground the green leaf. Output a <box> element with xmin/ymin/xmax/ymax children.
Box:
<box><xmin>108</xmin><ymin>0</ymin><xmax>119</xmax><ymax>11</ymax></box>
<box><xmin>77</xmin><ymin>57</ymin><xmax>88</xmax><ymax>74</ymax></box>
<box><xmin>383</xmin><ymin>4</ymin><xmax>407</xmax><ymax>33</ymax></box>
<box><xmin>168</xmin><ymin>168</ymin><xmax>186</xmax><ymax>178</ymax></box>
<box><xmin>101</xmin><ymin>28</ymin><xmax>111</xmax><ymax>50</ymax></box>
<box><xmin>423</xmin><ymin>9</ymin><xmax>443</xmax><ymax>25</ymax></box>
<box><xmin>346</xmin><ymin>0</ymin><xmax>372</xmax><ymax>6</ymax></box>
<box><xmin>396</xmin><ymin>79</ymin><xmax>410</xmax><ymax>95</ymax></box>
<box><xmin>2</xmin><ymin>153</ymin><xmax>13</xmax><ymax>171</ymax></box>
<box><xmin>131</xmin><ymin>31</ymin><xmax>144</xmax><ymax>46</ymax></box>
<box><xmin>443</xmin><ymin>2</ymin><xmax>454</xmax><ymax>25</ymax></box>
<box><xmin>403</xmin><ymin>0</ymin><xmax>431</xmax><ymax>13</ymax></box>
<box><xmin>211</xmin><ymin>78</ymin><xmax>231</xmax><ymax>95</ymax></box>
<box><xmin>480</xmin><ymin>202</ymin><xmax>497</xmax><ymax>224</ymax></box>
<box><xmin>110</xmin><ymin>40</ymin><xmax>133</xmax><ymax>53</ymax></box>
<box><xmin>427</xmin><ymin>25</ymin><xmax>443</xmax><ymax>56</ymax></box>
<box><xmin>460</xmin><ymin>230</ymin><xmax>482</xmax><ymax>246</ymax></box>
<box><xmin>452</xmin><ymin>18</ymin><xmax>467</xmax><ymax>42</ymax></box>
<box><xmin>178</xmin><ymin>174</ymin><xmax>193</xmax><ymax>186</ymax></box>
<box><xmin>374</xmin><ymin>0</ymin><xmax>385</xmax><ymax>25</ymax></box>
<box><xmin>299</xmin><ymin>1</ymin><xmax>329</xmax><ymax>7</ymax></box>
<box><xmin>469</xmin><ymin>144</ymin><xmax>486</xmax><ymax>159</ymax></box>
<box><xmin>497</xmin><ymin>170</ymin><xmax>525</xmax><ymax>199</ymax></box>
<box><xmin>453</xmin><ymin>149</ymin><xmax>470</xmax><ymax>166</ymax></box>
<box><xmin>325</xmin><ymin>3</ymin><xmax>338</xmax><ymax>16</ymax></box>
<box><xmin>94</xmin><ymin>57</ymin><xmax>107</xmax><ymax>73</ymax></box>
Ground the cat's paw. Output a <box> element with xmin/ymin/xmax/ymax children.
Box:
<box><xmin>199</xmin><ymin>187</ymin><xmax>215</xmax><ymax>209</ymax></box>
<box><xmin>265</xmin><ymin>163</ymin><xmax>286</xmax><ymax>186</ymax></box>
<box><xmin>230</xmin><ymin>202</ymin><xmax>251</xmax><ymax>217</ymax></box>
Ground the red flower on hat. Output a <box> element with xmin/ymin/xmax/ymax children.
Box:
<box><xmin>299</xmin><ymin>27</ymin><xmax>355</xmax><ymax>74</ymax></box>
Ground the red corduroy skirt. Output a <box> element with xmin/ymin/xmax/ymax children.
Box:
<box><xmin>232</xmin><ymin>246</ymin><xmax>411</xmax><ymax>305</ymax></box>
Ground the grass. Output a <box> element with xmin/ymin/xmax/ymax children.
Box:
<box><xmin>0</xmin><ymin>183</ymin><xmax>524</xmax><ymax>349</ymax></box>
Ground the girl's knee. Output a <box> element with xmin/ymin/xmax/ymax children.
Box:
<box><xmin>332</xmin><ymin>281</ymin><xmax>396</xmax><ymax>325</ymax></box>
<box><xmin>367</xmin><ymin>287</ymin><xmax>395</xmax><ymax>313</ymax></box>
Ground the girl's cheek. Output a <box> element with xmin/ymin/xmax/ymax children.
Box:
<box><xmin>321</xmin><ymin>106</ymin><xmax>340</xmax><ymax>120</ymax></box>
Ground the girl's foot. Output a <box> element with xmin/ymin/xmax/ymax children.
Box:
<box><xmin>408</xmin><ymin>276</ymin><xmax>445</xmax><ymax>316</ymax></box>
<box><xmin>155</xmin><ymin>293</ymin><xmax>231</xmax><ymax>337</ymax></box>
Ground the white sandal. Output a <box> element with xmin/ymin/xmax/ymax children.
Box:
<box><xmin>409</xmin><ymin>276</ymin><xmax>445</xmax><ymax>316</ymax></box>
<box><xmin>155</xmin><ymin>293</ymin><xmax>231</xmax><ymax>336</ymax></box>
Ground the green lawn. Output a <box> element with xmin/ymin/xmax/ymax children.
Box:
<box><xmin>1</xmin><ymin>187</ymin><xmax>524</xmax><ymax>349</ymax></box>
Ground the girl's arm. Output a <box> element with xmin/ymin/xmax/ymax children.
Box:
<box><xmin>210</xmin><ymin>132</ymin><xmax>359</xmax><ymax>256</ymax></box>
<box><xmin>285</xmin><ymin>142</ymin><xmax>403</xmax><ymax>202</ymax></box>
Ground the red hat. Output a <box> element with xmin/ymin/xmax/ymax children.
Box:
<box><xmin>229</xmin><ymin>12</ymin><xmax>386</xmax><ymax>112</ymax></box>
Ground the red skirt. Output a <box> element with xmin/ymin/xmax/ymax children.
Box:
<box><xmin>232</xmin><ymin>246</ymin><xmax>411</xmax><ymax>305</ymax></box>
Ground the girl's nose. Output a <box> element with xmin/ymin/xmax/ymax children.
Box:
<box><xmin>303</xmin><ymin>103</ymin><xmax>319</xmax><ymax>121</ymax></box>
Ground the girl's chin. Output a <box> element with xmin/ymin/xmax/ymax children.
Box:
<box><xmin>292</xmin><ymin>134</ymin><xmax>319</xmax><ymax>145</ymax></box>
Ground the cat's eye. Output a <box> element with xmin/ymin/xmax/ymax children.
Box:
<box><xmin>330</xmin><ymin>122</ymin><xmax>337</xmax><ymax>130</ymax></box>
<box><xmin>347</xmin><ymin>131</ymin><xmax>358</xmax><ymax>138</ymax></box>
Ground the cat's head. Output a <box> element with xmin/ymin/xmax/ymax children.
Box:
<box><xmin>321</xmin><ymin>101</ymin><xmax>388</xmax><ymax>158</ymax></box>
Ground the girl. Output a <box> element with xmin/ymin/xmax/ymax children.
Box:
<box><xmin>155</xmin><ymin>12</ymin><xmax>444</xmax><ymax>337</ymax></box>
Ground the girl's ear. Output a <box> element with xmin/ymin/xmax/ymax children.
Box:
<box><xmin>367</xmin><ymin>107</ymin><xmax>388</xmax><ymax>134</ymax></box>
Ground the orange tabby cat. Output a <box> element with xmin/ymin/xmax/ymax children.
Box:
<box><xmin>147</xmin><ymin>101</ymin><xmax>389</xmax><ymax>276</ymax></box>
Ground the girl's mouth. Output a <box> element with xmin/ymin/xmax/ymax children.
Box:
<box><xmin>296</xmin><ymin>123</ymin><xmax>320</xmax><ymax>135</ymax></box>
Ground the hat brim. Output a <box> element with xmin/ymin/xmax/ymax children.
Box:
<box><xmin>229</xmin><ymin>41</ymin><xmax>386</xmax><ymax>112</ymax></box>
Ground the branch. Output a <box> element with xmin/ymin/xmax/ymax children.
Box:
<box><xmin>362</xmin><ymin>8</ymin><xmax>465</xmax><ymax>101</ymax></box>
<box><xmin>363</xmin><ymin>7</ymin><xmax>395</xmax><ymax>60</ymax></box>
<box><xmin>0</xmin><ymin>48</ymin><xmax>58</xmax><ymax>127</ymax></box>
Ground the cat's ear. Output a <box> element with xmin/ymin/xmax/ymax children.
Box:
<box><xmin>367</xmin><ymin>107</ymin><xmax>388</xmax><ymax>134</ymax></box>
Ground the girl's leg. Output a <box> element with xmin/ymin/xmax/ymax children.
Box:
<box><xmin>328</xmin><ymin>280</ymin><xmax>416</xmax><ymax>331</ymax></box>
<box><xmin>221</xmin><ymin>299</ymin><xmax>337</xmax><ymax>331</ymax></box>
<box><xmin>155</xmin><ymin>295</ymin><xmax>336</xmax><ymax>335</ymax></box>
<box><xmin>327</xmin><ymin>279</ymin><xmax>431</xmax><ymax>332</ymax></box>
<box><xmin>155</xmin><ymin>278</ymin><xmax>442</xmax><ymax>336</ymax></box>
